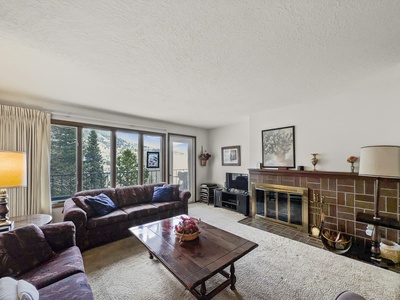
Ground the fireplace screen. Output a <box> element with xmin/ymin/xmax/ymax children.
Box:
<box><xmin>254</xmin><ymin>184</ymin><xmax>308</xmax><ymax>232</ymax></box>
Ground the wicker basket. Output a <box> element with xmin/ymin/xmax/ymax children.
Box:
<box><xmin>175</xmin><ymin>231</ymin><xmax>200</xmax><ymax>242</ymax></box>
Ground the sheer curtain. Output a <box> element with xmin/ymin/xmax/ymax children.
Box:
<box><xmin>0</xmin><ymin>104</ymin><xmax>51</xmax><ymax>216</ymax></box>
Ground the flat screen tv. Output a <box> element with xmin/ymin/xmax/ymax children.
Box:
<box><xmin>226</xmin><ymin>173</ymin><xmax>249</xmax><ymax>192</ymax></box>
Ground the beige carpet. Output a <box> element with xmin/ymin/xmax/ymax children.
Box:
<box><xmin>83</xmin><ymin>203</ymin><xmax>400</xmax><ymax>300</ymax></box>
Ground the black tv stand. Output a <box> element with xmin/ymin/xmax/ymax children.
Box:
<box><xmin>214</xmin><ymin>188</ymin><xmax>249</xmax><ymax>216</ymax></box>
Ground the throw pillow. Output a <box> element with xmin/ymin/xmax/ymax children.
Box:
<box><xmin>0</xmin><ymin>224</ymin><xmax>54</xmax><ymax>277</ymax></box>
<box><xmin>0</xmin><ymin>277</ymin><xmax>17</xmax><ymax>300</ymax></box>
<box><xmin>72</xmin><ymin>195</ymin><xmax>96</xmax><ymax>218</ymax></box>
<box><xmin>18</xmin><ymin>279</ymin><xmax>39</xmax><ymax>300</ymax></box>
<box><xmin>85</xmin><ymin>193</ymin><xmax>117</xmax><ymax>216</ymax></box>
<box><xmin>0</xmin><ymin>277</ymin><xmax>39</xmax><ymax>300</ymax></box>
<box><xmin>152</xmin><ymin>186</ymin><xmax>173</xmax><ymax>203</ymax></box>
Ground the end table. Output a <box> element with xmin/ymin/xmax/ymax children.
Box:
<box><xmin>12</xmin><ymin>214</ymin><xmax>52</xmax><ymax>230</ymax></box>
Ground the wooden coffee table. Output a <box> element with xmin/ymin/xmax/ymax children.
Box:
<box><xmin>130</xmin><ymin>215</ymin><xmax>258</xmax><ymax>300</ymax></box>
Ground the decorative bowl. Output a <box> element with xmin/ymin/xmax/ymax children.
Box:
<box><xmin>175</xmin><ymin>230</ymin><xmax>200</xmax><ymax>242</ymax></box>
<box><xmin>321</xmin><ymin>229</ymin><xmax>352</xmax><ymax>254</ymax></box>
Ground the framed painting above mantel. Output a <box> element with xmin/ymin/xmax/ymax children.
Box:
<box><xmin>262</xmin><ymin>126</ymin><xmax>295</xmax><ymax>168</ymax></box>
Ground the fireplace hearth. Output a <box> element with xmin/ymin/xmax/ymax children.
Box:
<box><xmin>252</xmin><ymin>183</ymin><xmax>309</xmax><ymax>233</ymax></box>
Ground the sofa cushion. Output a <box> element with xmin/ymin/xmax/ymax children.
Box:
<box><xmin>17</xmin><ymin>246</ymin><xmax>85</xmax><ymax>289</ymax></box>
<box><xmin>122</xmin><ymin>204</ymin><xmax>159</xmax><ymax>219</ymax></box>
<box><xmin>72</xmin><ymin>196</ymin><xmax>96</xmax><ymax>218</ymax></box>
<box><xmin>151</xmin><ymin>201</ymin><xmax>184</xmax><ymax>213</ymax></box>
<box><xmin>85</xmin><ymin>193</ymin><xmax>117</xmax><ymax>216</ymax></box>
<box><xmin>38</xmin><ymin>273</ymin><xmax>94</xmax><ymax>300</ymax></box>
<box><xmin>86</xmin><ymin>209</ymin><xmax>129</xmax><ymax>229</ymax></box>
<box><xmin>115</xmin><ymin>185</ymin><xmax>149</xmax><ymax>207</ymax></box>
<box><xmin>0</xmin><ymin>224</ymin><xmax>54</xmax><ymax>277</ymax></box>
<box><xmin>152</xmin><ymin>186</ymin><xmax>174</xmax><ymax>202</ymax></box>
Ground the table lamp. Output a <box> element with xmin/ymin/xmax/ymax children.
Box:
<box><xmin>358</xmin><ymin>145</ymin><xmax>400</xmax><ymax>261</ymax></box>
<box><xmin>0</xmin><ymin>151</ymin><xmax>27</xmax><ymax>226</ymax></box>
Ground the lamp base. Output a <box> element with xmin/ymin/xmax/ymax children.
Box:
<box><xmin>0</xmin><ymin>189</ymin><xmax>10</xmax><ymax>226</ymax></box>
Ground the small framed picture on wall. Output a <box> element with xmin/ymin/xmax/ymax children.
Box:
<box><xmin>147</xmin><ymin>152</ymin><xmax>159</xmax><ymax>168</ymax></box>
<box><xmin>221</xmin><ymin>145</ymin><xmax>241</xmax><ymax>166</ymax></box>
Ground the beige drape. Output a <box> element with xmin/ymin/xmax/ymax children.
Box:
<box><xmin>0</xmin><ymin>104</ymin><xmax>51</xmax><ymax>216</ymax></box>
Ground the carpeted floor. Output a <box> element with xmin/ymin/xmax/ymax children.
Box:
<box><xmin>83</xmin><ymin>202</ymin><xmax>400</xmax><ymax>300</ymax></box>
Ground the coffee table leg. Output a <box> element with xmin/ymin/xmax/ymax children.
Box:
<box><xmin>200</xmin><ymin>282</ymin><xmax>206</xmax><ymax>297</ymax></box>
<box><xmin>230</xmin><ymin>263</ymin><xmax>236</xmax><ymax>290</ymax></box>
<box><xmin>149</xmin><ymin>251</ymin><xmax>153</xmax><ymax>259</ymax></box>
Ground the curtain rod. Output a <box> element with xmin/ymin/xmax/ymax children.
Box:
<box><xmin>52</xmin><ymin>111</ymin><xmax>168</xmax><ymax>133</ymax></box>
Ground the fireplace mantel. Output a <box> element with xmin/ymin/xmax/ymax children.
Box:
<box><xmin>248</xmin><ymin>168</ymin><xmax>400</xmax><ymax>245</ymax></box>
<box><xmin>248</xmin><ymin>168</ymin><xmax>370</xmax><ymax>180</ymax></box>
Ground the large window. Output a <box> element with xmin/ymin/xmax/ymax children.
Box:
<box><xmin>50</xmin><ymin>122</ymin><xmax>164</xmax><ymax>201</ymax></box>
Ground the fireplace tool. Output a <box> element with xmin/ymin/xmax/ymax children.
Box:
<box><xmin>311</xmin><ymin>194</ymin><xmax>325</xmax><ymax>238</ymax></box>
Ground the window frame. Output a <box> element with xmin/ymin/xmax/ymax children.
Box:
<box><xmin>50</xmin><ymin>119</ymin><xmax>166</xmax><ymax>201</ymax></box>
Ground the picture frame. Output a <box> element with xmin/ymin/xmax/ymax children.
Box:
<box><xmin>262</xmin><ymin>126</ymin><xmax>295</xmax><ymax>168</ymax></box>
<box><xmin>146</xmin><ymin>152</ymin><xmax>159</xmax><ymax>168</ymax></box>
<box><xmin>221</xmin><ymin>145</ymin><xmax>241</xmax><ymax>166</ymax></box>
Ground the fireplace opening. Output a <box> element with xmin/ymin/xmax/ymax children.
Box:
<box><xmin>253</xmin><ymin>184</ymin><xmax>309</xmax><ymax>233</ymax></box>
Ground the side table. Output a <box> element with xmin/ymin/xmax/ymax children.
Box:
<box><xmin>12</xmin><ymin>214</ymin><xmax>53</xmax><ymax>230</ymax></box>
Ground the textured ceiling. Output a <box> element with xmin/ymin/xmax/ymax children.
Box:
<box><xmin>1</xmin><ymin>1</ymin><xmax>400</xmax><ymax>129</ymax></box>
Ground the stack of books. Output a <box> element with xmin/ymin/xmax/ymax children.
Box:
<box><xmin>0</xmin><ymin>221</ymin><xmax>14</xmax><ymax>232</ymax></box>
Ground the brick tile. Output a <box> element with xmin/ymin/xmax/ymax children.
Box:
<box><xmin>321</xmin><ymin>178</ymin><xmax>329</xmax><ymax>190</ymax></box>
<box><xmin>337</xmin><ymin>178</ymin><xmax>356</xmax><ymax>186</ymax></box>
<box><xmin>355</xmin><ymin>200</ymin><xmax>374</xmax><ymax>210</ymax></box>
<box><xmin>346</xmin><ymin>220</ymin><xmax>355</xmax><ymax>235</ymax></box>
<box><xmin>338</xmin><ymin>192</ymin><xmax>345</xmax><ymax>205</ymax></box>
<box><xmin>380</xmin><ymin>188</ymin><xmax>397</xmax><ymax>198</ymax></box>
<box><xmin>320</xmin><ymin>190</ymin><xmax>336</xmax><ymax>198</ymax></box>
<box><xmin>380</xmin><ymin>180</ymin><xmax>398</xmax><ymax>189</ymax></box>
<box><xmin>386</xmin><ymin>197</ymin><xmax>398</xmax><ymax>213</ymax></box>
<box><xmin>307</xmin><ymin>183</ymin><xmax>321</xmax><ymax>190</ymax></box>
<box><xmin>337</xmin><ymin>212</ymin><xmax>354</xmax><ymax>221</ymax></box>
<box><xmin>328</xmin><ymin>205</ymin><xmax>337</xmax><ymax>217</ymax></box>
<box><xmin>386</xmin><ymin>229</ymin><xmax>398</xmax><ymax>243</ymax></box>
<box><xmin>337</xmin><ymin>206</ymin><xmax>355</xmax><ymax>214</ymax></box>
<box><xmin>355</xmin><ymin>194</ymin><xmax>374</xmax><ymax>202</ymax></box>
<box><xmin>307</xmin><ymin>177</ymin><xmax>321</xmax><ymax>184</ymax></box>
<box><xmin>346</xmin><ymin>193</ymin><xmax>355</xmax><ymax>207</ymax></box>
<box><xmin>329</xmin><ymin>179</ymin><xmax>336</xmax><ymax>191</ymax></box>
<box><xmin>355</xmin><ymin>179</ymin><xmax>364</xmax><ymax>194</ymax></box>
<box><xmin>338</xmin><ymin>219</ymin><xmax>346</xmax><ymax>232</ymax></box>
<box><xmin>337</xmin><ymin>185</ymin><xmax>355</xmax><ymax>193</ymax></box>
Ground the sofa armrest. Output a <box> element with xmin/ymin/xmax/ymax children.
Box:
<box><xmin>63</xmin><ymin>198</ymin><xmax>88</xmax><ymax>239</ymax></box>
<box><xmin>40</xmin><ymin>221</ymin><xmax>76</xmax><ymax>252</ymax></box>
<box><xmin>179</xmin><ymin>190</ymin><xmax>191</xmax><ymax>214</ymax></box>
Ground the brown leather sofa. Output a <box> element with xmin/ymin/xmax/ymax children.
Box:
<box><xmin>0</xmin><ymin>222</ymin><xmax>93</xmax><ymax>300</ymax></box>
<box><xmin>63</xmin><ymin>183</ymin><xmax>191</xmax><ymax>251</ymax></box>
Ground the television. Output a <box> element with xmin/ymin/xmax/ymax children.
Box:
<box><xmin>226</xmin><ymin>173</ymin><xmax>249</xmax><ymax>192</ymax></box>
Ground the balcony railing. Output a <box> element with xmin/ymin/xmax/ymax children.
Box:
<box><xmin>51</xmin><ymin>169</ymin><xmax>188</xmax><ymax>201</ymax></box>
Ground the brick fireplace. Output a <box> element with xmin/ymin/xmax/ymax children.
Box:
<box><xmin>249</xmin><ymin>169</ymin><xmax>400</xmax><ymax>245</ymax></box>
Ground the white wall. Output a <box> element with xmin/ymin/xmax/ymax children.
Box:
<box><xmin>208</xmin><ymin>65</ymin><xmax>400</xmax><ymax>187</ymax></box>
<box><xmin>207</xmin><ymin>117</ymin><xmax>250</xmax><ymax>187</ymax></box>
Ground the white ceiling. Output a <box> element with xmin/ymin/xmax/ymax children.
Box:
<box><xmin>1</xmin><ymin>1</ymin><xmax>400</xmax><ymax>129</ymax></box>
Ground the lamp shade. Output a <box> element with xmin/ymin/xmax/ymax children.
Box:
<box><xmin>359</xmin><ymin>145</ymin><xmax>400</xmax><ymax>178</ymax></box>
<box><xmin>0</xmin><ymin>151</ymin><xmax>27</xmax><ymax>188</ymax></box>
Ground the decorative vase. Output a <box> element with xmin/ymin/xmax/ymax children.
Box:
<box><xmin>311</xmin><ymin>153</ymin><xmax>318</xmax><ymax>171</ymax></box>
<box><xmin>200</xmin><ymin>159</ymin><xmax>207</xmax><ymax>166</ymax></box>
<box><xmin>350</xmin><ymin>162</ymin><xmax>355</xmax><ymax>173</ymax></box>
